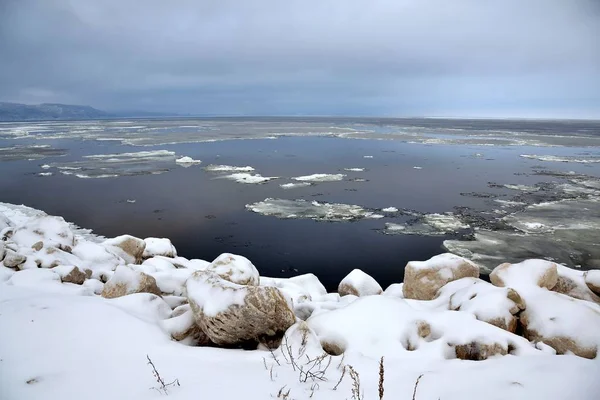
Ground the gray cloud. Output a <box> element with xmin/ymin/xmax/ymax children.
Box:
<box><xmin>1</xmin><ymin>0</ymin><xmax>599</xmax><ymax>117</ymax></box>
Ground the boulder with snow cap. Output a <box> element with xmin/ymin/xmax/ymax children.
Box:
<box><xmin>101</xmin><ymin>265</ymin><xmax>161</xmax><ymax>299</ymax></box>
<box><xmin>584</xmin><ymin>270</ymin><xmax>600</xmax><ymax>297</ymax></box>
<box><xmin>52</xmin><ymin>265</ymin><xmax>87</xmax><ymax>285</ymax></box>
<box><xmin>402</xmin><ymin>253</ymin><xmax>480</xmax><ymax>300</ymax></box>
<box><xmin>142</xmin><ymin>237</ymin><xmax>177</xmax><ymax>259</ymax></box>
<box><xmin>103</xmin><ymin>235</ymin><xmax>146</xmax><ymax>265</ymax></box>
<box><xmin>2</xmin><ymin>249</ymin><xmax>26</xmax><ymax>268</ymax></box>
<box><xmin>160</xmin><ymin>304</ymin><xmax>212</xmax><ymax>346</ymax></box>
<box><xmin>552</xmin><ymin>265</ymin><xmax>600</xmax><ymax>303</ymax></box>
<box><xmin>185</xmin><ymin>270</ymin><xmax>295</xmax><ymax>348</ymax></box>
<box><xmin>207</xmin><ymin>253</ymin><xmax>260</xmax><ymax>286</ymax></box>
<box><xmin>10</xmin><ymin>215</ymin><xmax>74</xmax><ymax>251</ymax></box>
<box><xmin>338</xmin><ymin>269</ymin><xmax>383</xmax><ymax>297</ymax></box>
<box><xmin>490</xmin><ymin>259</ymin><xmax>558</xmax><ymax>290</ymax></box>
<box><xmin>440</xmin><ymin>278</ymin><xmax>525</xmax><ymax>333</ymax></box>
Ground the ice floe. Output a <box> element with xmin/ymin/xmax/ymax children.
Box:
<box><xmin>343</xmin><ymin>167</ymin><xmax>365</xmax><ymax>172</ymax></box>
<box><xmin>384</xmin><ymin>213</ymin><xmax>469</xmax><ymax>236</ymax></box>
<box><xmin>520</xmin><ymin>154</ymin><xmax>600</xmax><ymax>164</ymax></box>
<box><xmin>204</xmin><ymin>164</ymin><xmax>255</xmax><ymax>172</ymax></box>
<box><xmin>0</xmin><ymin>145</ymin><xmax>67</xmax><ymax>162</ymax></box>
<box><xmin>221</xmin><ymin>173</ymin><xmax>277</xmax><ymax>184</ymax></box>
<box><xmin>246</xmin><ymin>198</ymin><xmax>384</xmax><ymax>221</ymax></box>
<box><xmin>175</xmin><ymin>156</ymin><xmax>202</xmax><ymax>166</ymax></box>
<box><xmin>292</xmin><ymin>173</ymin><xmax>345</xmax><ymax>182</ymax></box>
<box><xmin>382</xmin><ymin>207</ymin><xmax>399</xmax><ymax>212</ymax></box>
<box><xmin>280</xmin><ymin>182</ymin><xmax>312</xmax><ymax>189</ymax></box>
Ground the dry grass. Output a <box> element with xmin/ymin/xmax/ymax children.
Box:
<box><xmin>378</xmin><ymin>356</ymin><xmax>385</xmax><ymax>400</ymax></box>
<box><xmin>146</xmin><ymin>354</ymin><xmax>180</xmax><ymax>395</ymax></box>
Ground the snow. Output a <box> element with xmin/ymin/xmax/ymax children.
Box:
<box><xmin>221</xmin><ymin>172</ymin><xmax>278</xmax><ymax>184</ymax></box>
<box><xmin>11</xmin><ymin>215</ymin><xmax>74</xmax><ymax>249</ymax></box>
<box><xmin>491</xmin><ymin>259</ymin><xmax>556</xmax><ymax>290</ymax></box>
<box><xmin>175</xmin><ymin>156</ymin><xmax>202</xmax><ymax>165</ymax></box>
<box><xmin>143</xmin><ymin>237</ymin><xmax>177</xmax><ymax>258</ymax></box>
<box><xmin>204</xmin><ymin>164</ymin><xmax>255</xmax><ymax>172</ymax></box>
<box><xmin>293</xmin><ymin>173</ymin><xmax>345</xmax><ymax>182</ymax></box>
<box><xmin>208</xmin><ymin>253</ymin><xmax>260</xmax><ymax>286</ymax></box>
<box><xmin>246</xmin><ymin>198</ymin><xmax>384</xmax><ymax>221</ymax></box>
<box><xmin>185</xmin><ymin>271</ymin><xmax>248</xmax><ymax>316</ymax></box>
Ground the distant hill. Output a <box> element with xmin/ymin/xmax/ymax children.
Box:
<box><xmin>0</xmin><ymin>102</ymin><xmax>179</xmax><ymax>121</ymax></box>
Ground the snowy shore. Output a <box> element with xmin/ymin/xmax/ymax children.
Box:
<box><xmin>1</xmin><ymin>202</ymin><xmax>600</xmax><ymax>400</ymax></box>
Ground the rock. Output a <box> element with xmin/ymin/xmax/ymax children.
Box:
<box><xmin>584</xmin><ymin>270</ymin><xmax>600</xmax><ymax>296</ymax></box>
<box><xmin>0</xmin><ymin>240</ymin><xmax>5</xmax><ymax>261</ymax></box>
<box><xmin>552</xmin><ymin>265</ymin><xmax>600</xmax><ymax>303</ymax></box>
<box><xmin>443</xmin><ymin>278</ymin><xmax>525</xmax><ymax>333</ymax></box>
<box><xmin>142</xmin><ymin>237</ymin><xmax>177</xmax><ymax>259</ymax></box>
<box><xmin>403</xmin><ymin>253</ymin><xmax>480</xmax><ymax>300</ymax></box>
<box><xmin>82</xmin><ymin>278</ymin><xmax>104</xmax><ymax>295</ymax></box>
<box><xmin>102</xmin><ymin>235</ymin><xmax>146</xmax><ymax>264</ymax></box>
<box><xmin>338</xmin><ymin>269</ymin><xmax>382</xmax><ymax>297</ymax></box>
<box><xmin>31</xmin><ymin>241</ymin><xmax>44</xmax><ymax>251</ymax></box>
<box><xmin>454</xmin><ymin>341</ymin><xmax>507</xmax><ymax>361</ymax></box>
<box><xmin>519</xmin><ymin>289</ymin><xmax>600</xmax><ymax>359</ymax></box>
<box><xmin>186</xmin><ymin>271</ymin><xmax>295</xmax><ymax>348</ymax></box>
<box><xmin>161</xmin><ymin>305</ymin><xmax>212</xmax><ymax>346</ymax></box>
<box><xmin>490</xmin><ymin>259</ymin><xmax>558</xmax><ymax>290</ymax></box>
<box><xmin>383</xmin><ymin>283</ymin><xmax>404</xmax><ymax>298</ymax></box>
<box><xmin>11</xmin><ymin>216</ymin><xmax>74</xmax><ymax>250</ymax></box>
<box><xmin>287</xmin><ymin>273</ymin><xmax>327</xmax><ymax>298</ymax></box>
<box><xmin>207</xmin><ymin>253</ymin><xmax>260</xmax><ymax>285</ymax></box>
<box><xmin>101</xmin><ymin>265</ymin><xmax>161</xmax><ymax>299</ymax></box>
<box><xmin>3</xmin><ymin>249</ymin><xmax>26</xmax><ymax>268</ymax></box>
<box><xmin>53</xmin><ymin>265</ymin><xmax>87</xmax><ymax>285</ymax></box>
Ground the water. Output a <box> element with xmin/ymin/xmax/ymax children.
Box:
<box><xmin>1</xmin><ymin>117</ymin><xmax>599</xmax><ymax>290</ymax></box>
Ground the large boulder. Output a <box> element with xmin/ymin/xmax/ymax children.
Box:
<box><xmin>142</xmin><ymin>237</ymin><xmax>177</xmax><ymax>259</ymax></box>
<box><xmin>584</xmin><ymin>270</ymin><xmax>600</xmax><ymax>296</ymax></box>
<box><xmin>441</xmin><ymin>278</ymin><xmax>525</xmax><ymax>332</ymax></box>
<box><xmin>103</xmin><ymin>235</ymin><xmax>146</xmax><ymax>265</ymax></box>
<box><xmin>101</xmin><ymin>265</ymin><xmax>161</xmax><ymax>299</ymax></box>
<box><xmin>552</xmin><ymin>265</ymin><xmax>600</xmax><ymax>303</ymax></box>
<box><xmin>160</xmin><ymin>304</ymin><xmax>212</xmax><ymax>346</ymax></box>
<box><xmin>519</xmin><ymin>289</ymin><xmax>600</xmax><ymax>359</ymax></box>
<box><xmin>186</xmin><ymin>271</ymin><xmax>295</xmax><ymax>348</ymax></box>
<box><xmin>338</xmin><ymin>269</ymin><xmax>383</xmax><ymax>297</ymax></box>
<box><xmin>403</xmin><ymin>253</ymin><xmax>480</xmax><ymax>300</ymax></box>
<box><xmin>490</xmin><ymin>259</ymin><xmax>558</xmax><ymax>290</ymax></box>
<box><xmin>206</xmin><ymin>253</ymin><xmax>259</xmax><ymax>286</ymax></box>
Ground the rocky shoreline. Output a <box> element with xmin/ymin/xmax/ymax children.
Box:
<box><xmin>1</xmin><ymin>201</ymin><xmax>600</xmax><ymax>399</ymax></box>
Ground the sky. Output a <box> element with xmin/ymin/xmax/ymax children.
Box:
<box><xmin>0</xmin><ymin>0</ymin><xmax>599</xmax><ymax>118</ymax></box>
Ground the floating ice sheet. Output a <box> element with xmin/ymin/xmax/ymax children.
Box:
<box><xmin>520</xmin><ymin>154</ymin><xmax>600</xmax><ymax>163</ymax></box>
<box><xmin>220</xmin><ymin>173</ymin><xmax>277</xmax><ymax>184</ymax></box>
<box><xmin>384</xmin><ymin>213</ymin><xmax>469</xmax><ymax>236</ymax></box>
<box><xmin>246</xmin><ymin>198</ymin><xmax>384</xmax><ymax>222</ymax></box>
<box><xmin>45</xmin><ymin>150</ymin><xmax>177</xmax><ymax>178</ymax></box>
<box><xmin>175</xmin><ymin>156</ymin><xmax>202</xmax><ymax>166</ymax></box>
<box><xmin>204</xmin><ymin>164</ymin><xmax>255</xmax><ymax>172</ymax></box>
<box><xmin>280</xmin><ymin>182</ymin><xmax>312</xmax><ymax>189</ymax></box>
<box><xmin>343</xmin><ymin>168</ymin><xmax>365</xmax><ymax>172</ymax></box>
<box><xmin>292</xmin><ymin>173</ymin><xmax>345</xmax><ymax>182</ymax></box>
<box><xmin>0</xmin><ymin>145</ymin><xmax>67</xmax><ymax>162</ymax></box>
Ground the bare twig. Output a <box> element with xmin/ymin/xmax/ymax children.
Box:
<box><xmin>412</xmin><ymin>374</ymin><xmax>424</xmax><ymax>400</ymax></box>
<box><xmin>379</xmin><ymin>356</ymin><xmax>385</xmax><ymax>400</ymax></box>
<box><xmin>146</xmin><ymin>355</ymin><xmax>180</xmax><ymax>395</ymax></box>
<box><xmin>348</xmin><ymin>365</ymin><xmax>363</xmax><ymax>400</ymax></box>
<box><xmin>333</xmin><ymin>365</ymin><xmax>346</xmax><ymax>390</ymax></box>
<box><xmin>269</xmin><ymin>346</ymin><xmax>282</xmax><ymax>366</ymax></box>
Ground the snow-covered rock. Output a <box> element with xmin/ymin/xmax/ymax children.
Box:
<box><xmin>10</xmin><ymin>215</ymin><xmax>74</xmax><ymax>251</ymax></box>
<box><xmin>71</xmin><ymin>241</ymin><xmax>122</xmax><ymax>272</ymax></box>
<box><xmin>186</xmin><ymin>271</ymin><xmax>295</xmax><ymax>348</ymax></box>
<box><xmin>52</xmin><ymin>265</ymin><xmax>87</xmax><ymax>285</ymax></box>
<box><xmin>552</xmin><ymin>265</ymin><xmax>600</xmax><ymax>303</ymax></box>
<box><xmin>287</xmin><ymin>273</ymin><xmax>327</xmax><ymax>298</ymax></box>
<box><xmin>102</xmin><ymin>235</ymin><xmax>146</xmax><ymax>265</ymax></box>
<box><xmin>101</xmin><ymin>265</ymin><xmax>161</xmax><ymax>299</ymax></box>
<box><xmin>160</xmin><ymin>304</ymin><xmax>211</xmax><ymax>345</ymax></box>
<box><xmin>403</xmin><ymin>253</ymin><xmax>480</xmax><ymax>300</ymax></box>
<box><xmin>383</xmin><ymin>283</ymin><xmax>404</xmax><ymax>298</ymax></box>
<box><xmin>338</xmin><ymin>269</ymin><xmax>383</xmax><ymax>297</ymax></box>
<box><xmin>520</xmin><ymin>289</ymin><xmax>600</xmax><ymax>359</ymax></box>
<box><xmin>2</xmin><ymin>249</ymin><xmax>26</xmax><ymax>268</ymax></box>
<box><xmin>440</xmin><ymin>278</ymin><xmax>525</xmax><ymax>332</ymax></box>
<box><xmin>0</xmin><ymin>240</ymin><xmax>5</xmax><ymax>261</ymax></box>
<box><xmin>142</xmin><ymin>237</ymin><xmax>177</xmax><ymax>259</ymax></box>
<box><xmin>490</xmin><ymin>259</ymin><xmax>558</xmax><ymax>290</ymax></box>
<box><xmin>585</xmin><ymin>270</ymin><xmax>600</xmax><ymax>296</ymax></box>
<box><xmin>207</xmin><ymin>253</ymin><xmax>260</xmax><ymax>286</ymax></box>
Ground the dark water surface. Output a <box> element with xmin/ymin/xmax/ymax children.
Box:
<box><xmin>1</xmin><ymin>118</ymin><xmax>599</xmax><ymax>290</ymax></box>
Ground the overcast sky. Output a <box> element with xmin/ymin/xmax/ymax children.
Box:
<box><xmin>1</xmin><ymin>0</ymin><xmax>599</xmax><ymax>118</ymax></box>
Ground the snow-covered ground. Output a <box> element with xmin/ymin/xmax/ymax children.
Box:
<box><xmin>1</xmin><ymin>203</ymin><xmax>600</xmax><ymax>400</ymax></box>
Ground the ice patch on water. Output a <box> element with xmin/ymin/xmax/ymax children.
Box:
<box><xmin>38</xmin><ymin>172</ymin><xmax>53</xmax><ymax>177</ymax></box>
<box><xmin>0</xmin><ymin>145</ymin><xmax>68</xmax><ymax>162</ymax></box>
<box><xmin>175</xmin><ymin>156</ymin><xmax>202</xmax><ymax>166</ymax></box>
<box><xmin>384</xmin><ymin>213</ymin><xmax>469</xmax><ymax>236</ymax></box>
<box><xmin>221</xmin><ymin>173</ymin><xmax>277</xmax><ymax>184</ymax></box>
<box><xmin>46</xmin><ymin>150</ymin><xmax>177</xmax><ymax>179</ymax></box>
<box><xmin>344</xmin><ymin>168</ymin><xmax>365</xmax><ymax>172</ymax></box>
<box><xmin>382</xmin><ymin>207</ymin><xmax>398</xmax><ymax>212</ymax></box>
<box><xmin>204</xmin><ymin>164</ymin><xmax>255</xmax><ymax>172</ymax></box>
<box><xmin>280</xmin><ymin>182</ymin><xmax>312</xmax><ymax>189</ymax></box>
<box><xmin>293</xmin><ymin>173</ymin><xmax>345</xmax><ymax>182</ymax></box>
<box><xmin>413</xmin><ymin>166</ymin><xmax>423</xmax><ymax>170</ymax></box>
<box><xmin>363</xmin><ymin>155</ymin><xmax>374</xmax><ymax>159</ymax></box>
<box><xmin>520</xmin><ymin>154</ymin><xmax>600</xmax><ymax>164</ymax></box>
<box><xmin>246</xmin><ymin>198</ymin><xmax>383</xmax><ymax>221</ymax></box>
<box><xmin>40</xmin><ymin>164</ymin><xmax>51</xmax><ymax>169</ymax></box>
<box><xmin>504</xmin><ymin>184</ymin><xmax>539</xmax><ymax>192</ymax></box>
<box><xmin>494</xmin><ymin>199</ymin><xmax>527</xmax><ymax>207</ymax></box>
